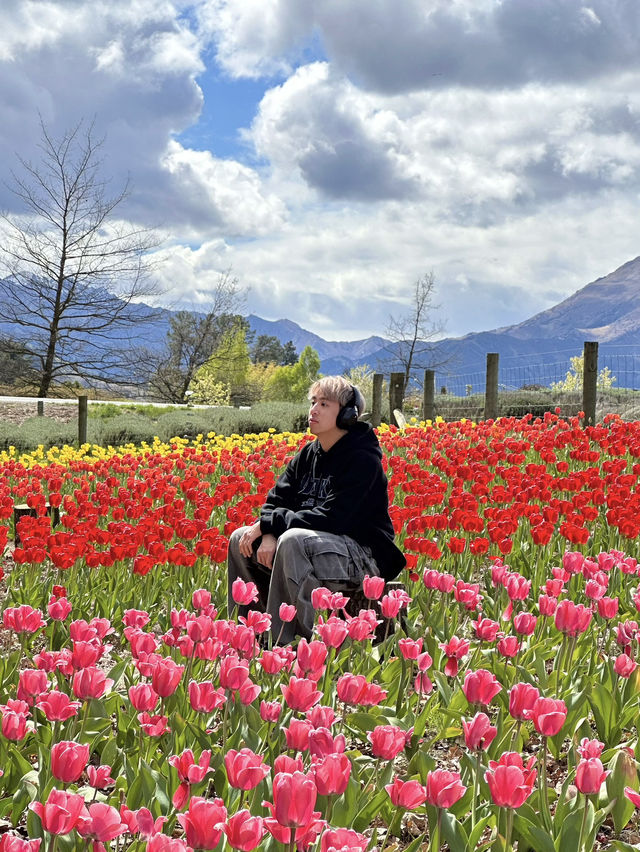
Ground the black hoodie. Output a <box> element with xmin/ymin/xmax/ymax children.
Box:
<box><xmin>259</xmin><ymin>422</ymin><xmax>406</xmax><ymax>580</ymax></box>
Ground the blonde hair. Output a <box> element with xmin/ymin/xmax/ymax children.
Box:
<box><xmin>308</xmin><ymin>376</ymin><xmax>365</xmax><ymax>414</ymax></box>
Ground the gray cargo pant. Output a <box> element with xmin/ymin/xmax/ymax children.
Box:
<box><xmin>227</xmin><ymin>527</ymin><xmax>380</xmax><ymax>644</ymax></box>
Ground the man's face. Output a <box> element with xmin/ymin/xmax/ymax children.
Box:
<box><xmin>308</xmin><ymin>394</ymin><xmax>341</xmax><ymax>436</ymax></box>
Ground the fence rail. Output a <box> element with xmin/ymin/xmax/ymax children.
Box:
<box><xmin>375</xmin><ymin>341</ymin><xmax>640</xmax><ymax>428</ymax></box>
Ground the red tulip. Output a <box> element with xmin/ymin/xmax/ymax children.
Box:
<box><xmin>368</xmin><ymin>725</ymin><xmax>407</xmax><ymax>760</ymax></box>
<box><xmin>224</xmin><ymin>748</ymin><xmax>269</xmax><ymax>790</ymax></box>
<box><xmin>281</xmin><ymin>676</ymin><xmax>322</xmax><ymax>712</ymax></box>
<box><xmin>320</xmin><ymin>828</ymin><xmax>369</xmax><ymax>852</ymax></box>
<box><xmin>224</xmin><ymin>810</ymin><xmax>265</xmax><ymax>851</ymax></box>
<box><xmin>177</xmin><ymin>796</ymin><xmax>227</xmax><ymax>850</ymax></box>
<box><xmin>76</xmin><ymin>802</ymin><xmax>128</xmax><ymax>843</ymax></box>
<box><xmin>485</xmin><ymin>752</ymin><xmax>537</xmax><ymax>808</ymax></box>
<box><xmin>462</xmin><ymin>669</ymin><xmax>501</xmax><ymax>707</ymax></box>
<box><xmin>271</xmin><ymin>771</ymin><xmax>317</xmax><ymax>827</ymax></box>
<box><xmin>508</xmin><ymin>682</ymin><xmax>540</xmax><ymax>721</ymax></box>
<box><xmin>529</xmin><ymin>696</ymin><xmax>567</xmax><ymax>737</ymax></box>
<box><xmin>50</xmin><ymin>740</ymin><xmax>90</xmax><ymax>784</ymax></box>
<box><xmin>386</xmin><ymin>778</ymin><xmax>428</xmax><ymax>809</ymax></box>
<box><xmin>0</xmin><ymin>835</ymin><xmax>41</xmax><ymax>852</ymax></box>
<box><xmin>312</xmin><ymin>753</ymin><xmax>351</xmax><ymax>795</ymax></box>
<box><xmin>575</xmin><ymin>758</ymin><xmax>609</xmax><ymax>795</ymax></box>
<box><xmin>462</xmin><ymin>712</ymin><xmax>497</xmax><ymax>751</ymax></box>
<box><xmin>30</xmin><ymin>788</ymin><xmax>88</xmax><ymax>835</ymax></box>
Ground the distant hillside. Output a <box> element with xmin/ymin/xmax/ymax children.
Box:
<box><xmin>246</xmin><ymin>315</ymin><xmax>389</xmax><ymax>374</ymax></box>
<box><xmin>2</xmin><ymin>257</ymin><xmax>640</xmax><ymax>391</ymax></box>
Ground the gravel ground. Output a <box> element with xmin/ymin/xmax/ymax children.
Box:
<box><xmin>0</xmin><ymin>402</ymin><xmax>78</xmax><ymax>426</ymax></box>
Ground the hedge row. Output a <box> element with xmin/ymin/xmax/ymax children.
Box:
<box><xmin>0</xmin><ymin>402</ymin><xmax>310</xmax><ymax>452</ymax></box>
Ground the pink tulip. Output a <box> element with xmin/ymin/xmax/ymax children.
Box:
<box><xmin>386</xmin><ymin>778</ymin><xmax>428</xmax><ymax>809</ymax></box>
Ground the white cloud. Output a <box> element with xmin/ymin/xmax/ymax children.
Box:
<box><xmin>3</xmin><ymin>0</ymin><xmax>640</xmax><ymax>344</ymax></box>
<box><xmin>201</xmin><ymin>0</ymin><xmax>640</xmax><ymax>93</ymax></box>
<box><xmin>157</xmin><ymin>141</ymin><xmax>286</xmax><ymax>237</ymax></box>
<box><xmin>196</xmin><ymin>0</ymin><xmax>315</xmax><ymax>78</ymax></box>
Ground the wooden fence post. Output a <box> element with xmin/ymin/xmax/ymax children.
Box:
<box><xmin>78</xmin><ymin>395</ymin><xmax>88</xmax><ymax>445</ymax></box>
<box><xmin>371</xmin><ymin>373</ymin><xmax>383</xmax><ymax>427</ymax></box>
<box><xmin>389</xmin><ymin>372</ymin><xmax>405</xmax><ymax>427</ymax></box>
<box><xmin>37</xmin><ymin>400</ymin><xmax>44</xmax><ymax>416</ymax></box>
<box><xmin>484</xmin><ymin>353</ymin><xmax>499</xmax><ymax>420</ymax></box>
<box><xmin>582</xmin><ymin>341</ymin><xmax>598</xmax><ymax>427</ymax></box>
<box><xmin>423</xmin><ymin>370</ymin><xmax>435</xmax><ymax>422</ymax></box>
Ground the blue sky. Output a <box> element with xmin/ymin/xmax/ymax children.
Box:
<box><xmin>2</xmin><ymin>1</ymin><xmax>640</xmax><ymax>341</ymax></box>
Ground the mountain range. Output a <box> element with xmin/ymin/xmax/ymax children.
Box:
<box><xmin>247</xmin><ymin>257</ymin><xmax>640</xmax><ymax>391</ymax></box>
<box><xmin>2</xmin><ymin>256</ymin><xmax>639</xmax><ymax>392</ymax></box>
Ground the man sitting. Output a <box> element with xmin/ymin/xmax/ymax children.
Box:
<box><xmin>227</xmin><ymin>375</ymin><xmax>406</xmax><ymax>644</ymax></box>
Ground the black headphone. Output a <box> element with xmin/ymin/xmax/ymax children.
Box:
<box><xmin>336</xmin><ymin>385</ymin><xmax>359</xmax><ymax>430</ymax></box>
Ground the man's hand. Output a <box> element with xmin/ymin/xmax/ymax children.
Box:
<box><xmin>239</xmin><ymin>522</ymin><xmax>262</xmax><ymax>558</ymax></box>
<box><xmin>256</xmin><ymin>534</ymin><xmax>277</xmax><ymax>570</ymax></box>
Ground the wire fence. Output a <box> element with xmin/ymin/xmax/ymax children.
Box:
<box><xmin>400</xmin><ymin>349</ymin><xmax>640</xmax><ymax>423</ymax></box>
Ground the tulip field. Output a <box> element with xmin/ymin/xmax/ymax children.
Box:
<box><xmin>4</xmin><ymin>412</ymin><xmax>640</xmax><ymax>852</ymax></box>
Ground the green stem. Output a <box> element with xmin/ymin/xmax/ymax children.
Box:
<box><xmin>508</xmin><ymin>719</ymin><xmax>522</xmax><ymax>752</ymax></box>
<box><xmin>577</xmin><ymin>797</ymin><xmax>589</xmax><ymax>852</ymax></box>
<box><xmin>380</xmin><ymin>806</ymin><xmax>402</xmax><ymax>852</ymax></box>
<box><xmin>554</xmin><ymin>635</ymin><xmax>568</xmax><ymax>694</ymax></box>
<box><xmin>471</xmin><ymin>749</ymin><xmax>481</xmax><ymax>829</ymax></box>
<box><xmin>504</xmin><ymin>807</ymin><xmax>515</xmax><ymax>852</ymax></box>
<box><xmin>429</xmin><ymin>808</ymin><xmax>442</xmax><ymax>852</ymax></box>
<box><xmin>539</xmin><ymin>737</ymin><xmax>552</xmax><ymax>833</ymax></box>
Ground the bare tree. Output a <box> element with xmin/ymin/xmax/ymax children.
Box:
<box><xmin>140</xmin><ymin>269</ymin><xmax>246</xmax><ymax>403</ymax></box>
<box><xmin>0</xmin><ymin>118</ymin><xmax>162</xmax><ymax>397</ymax></box>
<box><xmin>382</xmin><ymin>271</ymin><xmax>446</xmax><ymax>399</ymax></box>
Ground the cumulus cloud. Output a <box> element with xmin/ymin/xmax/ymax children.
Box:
<box><xmin>250</xmin><ymin>63</ymin><xmax>419</xmax><ymax>201</ymax></box>
<box><xmin>0</xmin><ymin>0</ymin><xmax>287</xmax><ymax>243</ymax></box>
<box><xmin>196</xmin><ymin>0</ymin><xmax>315</xmax><ymax>78</ymax></box>
<box><xmin>200</xmin><ymin>0</ymin><xmax>640</xmax><ymax>93</ymax></box>
<box><xmin>248</xmin><ymin>61</ymin><xmax>640</xmax><ymax>214</ymax></box>
<box><xmin>4</xmin><ymin>0</ymin><xmax>640</xmax><ymax>342</ymax></box>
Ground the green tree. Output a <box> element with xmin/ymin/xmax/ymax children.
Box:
<box><xmin>281</xmin><ymin>341</ymin><xmax>298</xmax><ymax>365</ymax></box>
<box><xmin>251</xmin><ymin>335</ymin><xmax>298</xmax><ymax>366</ymax></box>
<box><xmin>193</xmin><ymin>318</ymin><xmax>252</xmax><ymax>404</ymax></box>
<box><xmin>0</xmin><ymin>336</ymin><xmax>37</xmax><ymax>386</ymax></box>
<box><xmin>551</xmin><ymin>354</ymin><xmax>616</xmax><ymax>392</ymax></box>
<box><xmin>143</xmin><ymin>270</ymin><xmax>244</xmax><ymax>403</ymax></box>
<box><xmin>264</xmin><ymin>345</ymin><xmax>321</xmax><ymax>402</ymax></box>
